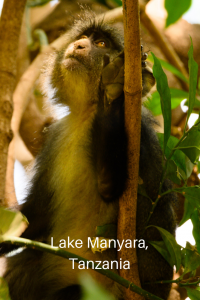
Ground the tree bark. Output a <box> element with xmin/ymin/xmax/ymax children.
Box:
<box><xmin>0</xmin><ymin>0</ymin><xmax>27</xmax><ymax>206</ymax></box>
<box><xmin>118</xmin><ymin>1</ymin><xmax>143</xmax><ymax>300</ymax></box>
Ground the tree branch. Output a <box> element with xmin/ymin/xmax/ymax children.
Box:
<box><xmin>140</xmin><ymin>4</ymin><xmax>189</xmax><ymax>91</ymax></box>
<box><xmin>118</xmin><ymin>1</ymin><xmax>143</xmax><ymax>300</ymax></box>
<box><xmin>0</xmin><ymin>0</ymin><xmax>27</xmax><ymax>206</ymax></box>
<box><xmin>2</xmin><ymin>236</ymin><xmax>163</xmax><ymax>300</ymax></box>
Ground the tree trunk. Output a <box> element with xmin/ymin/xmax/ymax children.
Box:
<box><xmin>0</xmin><ymin>0</ymin><xmax>27</xmax><ymax>205</ymax></box>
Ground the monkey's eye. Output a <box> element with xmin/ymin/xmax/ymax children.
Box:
<box><xmin>80</xmin><ymin>35</ymin><xmax>88</xmax><ymax>39</ymax></box>
<box><xmin>95</xmin><ymin>40</ymin><xmax>107</xmax><ymax>48</ymax></box>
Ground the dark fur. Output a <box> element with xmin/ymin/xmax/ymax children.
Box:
<box><xmin>0</xmin><ymin>13</ymin><xmax>176</xmax><ymax>300</ymax></box>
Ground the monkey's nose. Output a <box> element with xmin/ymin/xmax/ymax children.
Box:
<box><xmin>74</xmin><ymin>39</ymin><xmax>91</xmax><ymax>51</ymax></box>
<box><xmin>77</xmin><ymin>45</ymin><xmax>85</xmax><ymax>50</ymax></box>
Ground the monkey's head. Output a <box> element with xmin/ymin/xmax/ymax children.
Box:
<box><xmin>45</xmin><ymin>12</ymin><xmax>154</xmax><ymax>113</ymax></box>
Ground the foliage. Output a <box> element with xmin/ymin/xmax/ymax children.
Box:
<box><xmin>165</xmin><ymin>0</ymin><xmax>192</xmax><ymax>27</ymax></box>
<box><xmin>151</xmin><ymin>53</ymin><xmax>171</xmax><ymax>154</ymax></box>
<box><xmin>145</xmin><ymin>42</ymin><xmax>200</xmax><ymax>299</ymax></box>
<box><xmin>79</xmin><ymin>274</ymin><xmax>115</xmax><ymax>300</ymax></box>
<box><xmin>0</xmin><ymin>278</ymin><xmax>11</xmax><ymax>300</ymax></box>
<box><xmin>27</xmin><ymin>0</ymin><xmax>52</xmax><ymax>7</ymax></box>
<box><xmin>96</xmin><ymin>0</ymin><xmax>122</xmax><ymax>7</ymax></box>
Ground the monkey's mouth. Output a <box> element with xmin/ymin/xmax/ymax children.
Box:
<box><xmin>64</xmin><ymin>55</ymin><xmax>84</xmax><ymax>65</ymax></box>
<box><xmin>63</xmin><ymin>54</ymin><xmax>90</xmax><ymax>70</ymax></box>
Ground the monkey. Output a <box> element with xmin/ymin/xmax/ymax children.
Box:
<box><xmin>0</xmin><ymin>12</ymin><xmax>177</xmax><ymax>300</ymax></box>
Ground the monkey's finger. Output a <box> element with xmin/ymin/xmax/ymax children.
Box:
<box><xmin>102</xmin><ymin>63</ymin><xmax>120</xmax><ymax>84</ymax></box>
<box><xmin>114</xmin><ymin>66</ymin><xmax>124</xmax><ymax>85</ymax></box>
<box><xmin>102</xmin><ymin>58</ymin><xmax>124</xmax><ymax>84</ymax></box>
<box><xmin>142</xmin><ymin>61</ymin><xmax>147</xmax><ymax>68</ymax></box>
<box><xmin>105</xmin><ymin>83</ymin><xmax>124</xmax><ymax>100</ymax></box>
<box><xmin>117</xmin><ymin>50</ymin><xmax>124</xmax><ymax>59</ymax></box>
<box><xmin>142</xmin><ymin>52</ymin><xmax>148</xmax><ymax>61</ymax></box>
<box><xmin>113</xmin><ymin>57</ymin><xmax>124</xmax><ymax>69</ymax></box>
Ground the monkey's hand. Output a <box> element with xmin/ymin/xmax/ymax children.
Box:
<box><xmin>101</xmin><ymin>52</ymin><xmax>124</xmax><ymax>107</ymax></box>
<box><xmin>141</xmin><ymin>45</ymin><xmax>155</xmax><ymax>97</ymax></box>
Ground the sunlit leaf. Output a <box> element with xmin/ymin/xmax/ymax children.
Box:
<box><xmin>152</xmin><ymin>53</ymin><xmax>171</xmax><ymax>154</ymax></box>
<box><xmin>79</xmin><ymin>273</ymin><xmax>115</xmax><ymax>300</ymax></box>
<box><xmin>179</xmin><ymin>198</ymin><xmax>195</xmax><ymax>226</ymax></box>
<box><xmin>0</xmin><ymin>277</ymin><xmax>11</xmax><ymax>300</ymax></box>
<box><xmin>165</xmin><ymin>0</ymin><xmax>192</xmax><ymax>27</ymax></box>
<box><xmin>185</xmin><ymin>287</ymin><xmax>200</xmax><ymax>300</ymax></box>
<box><xmin>181</xmin><ymin>247</ymin><xmax>200</xmax><ymax>275</ymax></box>
<box><xmin>27</xmin><ymin>0</ymin><xmax>51</xmax><ymax>7</ymax></box>
<box><xmin>146</xmin><ymin>88</ymin><xmax>187</xmax><ymax>116</ymax></box>
<box><xmin>184</xmin><ymin>98</ymin><xmax>200</xmax><ymax>111</ymax></box>
<box><xmin>186</xmin><ymin>39</ymin><xmax>199</xmax><ymax>125</ymax></box>
<box><xmin>148</xmin><ymin>55</ymin><xmax>188</xmax><ymax>83</ymax></box>
<box><xmin>0</xmin><ymin>207</ymin><xmax>28</xmax><ymax>240</ymax></box>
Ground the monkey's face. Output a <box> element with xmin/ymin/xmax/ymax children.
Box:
<box><xmin>63</xmin><ymin>33</ymin><xmax>111</xmax><ymax>73</ymax></box>
<box><xmin>51</xmin><ymin>29</ymin><xmax>121</xmax><ymax>111</ymax></box>
<box><xmin>60</xmin><ymin>31</ymin><xmax>120</xmax><ymax>95</ymax></box>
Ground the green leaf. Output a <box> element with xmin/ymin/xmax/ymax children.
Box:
<box><xmin>185</xmin><ymin>156</ymin><xmax>195</xmax><ymax>179</ymax></box>
<box><xmin>181</xmin><ymin>247</ymin><xmax>200</xmax><ymax>275</ymax></box>
<box><xmin>165</xmin><ymin>159</ymin><xmax>182</xmax><ymax>184</ymax></box>
<box><xmin>110</xmin><ymin>0</ymin><xmax>122</xmax><ymax>6</ymax></box>
<box><xmin>165</xmin><ymin>0</ymin><xmax>192</xmax><ymax>27</ymax></box>
<box><xmin>184</xmin><ymin>98</ymin><xmax>200</xmax><ymax>111</ymax></box>
<box><xmin>79</xmin><ymin>274</ymin><xmax>115</xmax><ymax>300</ymax></box>
<box><xmin>95</xmin><ymin>224</ymin><xmax>117</xmax><ymax>239</ymax></box>
<box><xmin>152</xmin><ymin>53</ymin><xmax>171</xmax><ymax>154</ymax></box>
<box><xmin>27</xmin><ymin>0</ymin><xmax>51</xmax><ymax>7</ymax></box>
<box><xmin>0</xmin><ymin>207</ymin><xmax>28</xmax><ymax>240</ymax></box>
<box><xmin>181</xmin><ymin>242</ymin><xmax>200</xmax><ymax>276</ymax></box>
<box><xmin>0</xmin><ymin>277</ymin><xmax>11</xmax><ymax>300</ymax></box>
<box><xmin>146</xmin><ymin>88</ymin><xmax>187</xmax><ymax>116</ymax></box>
<box><xmin>179</xmin><ymin>197</ymin><xmax>195</xmax><ymax>226</ymax></box>
<box><xmin>149</xmin><ymin>241</ymin><xmax>175</xmax><ymax>267</ymax></box>
<box><xmin>148</xmin><ymin>226</ymin><xmax>181</xmax><ymax>271</ymax></box>
<box><xmin>191</xmin><ymin>209</ymin><xmax>200</xmax><ymax>254</ymax></box>
<box><xmin>186</xmin><ymin>39</ymin><xmax>199</xmax><ymax>125</ymax></box>
<box><xmin>185</xmin><ymin>287</ymin><xmax>200</xmax><ymax>300</ymax></box>
<box><xmin>175</xmin><ymin>187</ymin><xmax>200</xmax><ymax>211</ymax></box>
<box><xmin>148</xmin><ymin>55</ymin><xmax>188</xmax><ymax>83</ymax></box>
<box><xmin>176</xmin><ymin>126</ymin><xmax>200</xmax><ymax>164</ymax></box>
<box><xmin>157</xmin><ymin>133</ymin><xmax>194</xmax><ymax>178</ymax></box>
<box><xmin>137</xmin><ymin>184</ymin><xmax>152</xmax><ymax>201</ymax></box>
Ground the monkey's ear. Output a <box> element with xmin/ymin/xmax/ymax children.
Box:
<box><xmin>142</xmin><ymin>66</ymin><xmax>155</xmax><ymax>97</ymax></box>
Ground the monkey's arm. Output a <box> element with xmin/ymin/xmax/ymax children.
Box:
<box><xmin>91</xmin><ymin>55</ymin><xmax>127</xmax><ymax>202</ymax></box>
